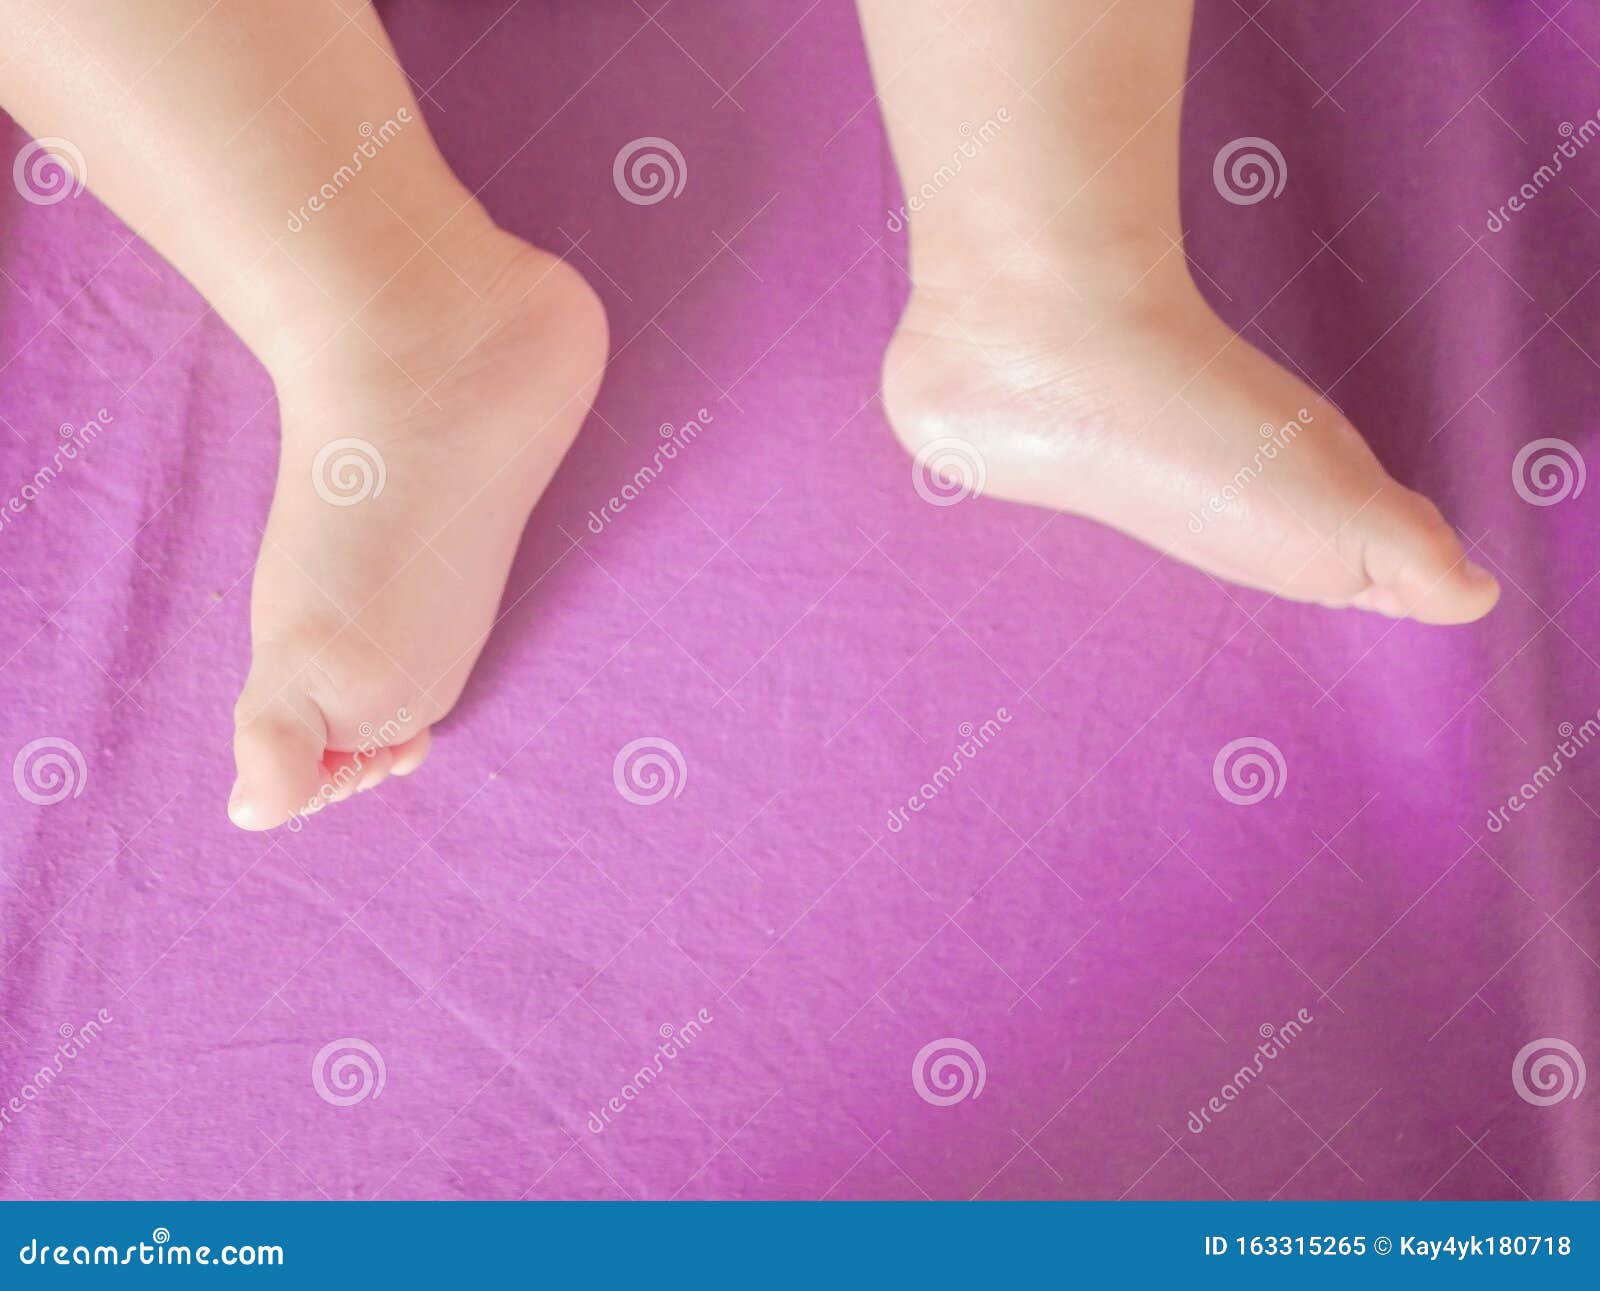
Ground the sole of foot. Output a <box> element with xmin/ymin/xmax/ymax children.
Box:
<box><xmin>881</xmin><ymin>278</ymin><xmax>1498</xmax><ymax>626</ymax></box>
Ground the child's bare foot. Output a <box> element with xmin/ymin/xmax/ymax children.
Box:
<box><xmin>882</xmin><ymin>266</ymin><xmax>1498</xmax><ymax>624</ymax></box>
<box><xmin>227</xmin><ymin>230</ymin><xmax>606</xmax><ymax>830</ymax></box>
<box><xmin>858</xmin><ymin>0</ymin><xmax>1496</xmax><ymax>628</ymax></box>
<box><xmin>0</xmin><ymin>0</ymin><xmax>610</xmax><ymax>829</ymax></box>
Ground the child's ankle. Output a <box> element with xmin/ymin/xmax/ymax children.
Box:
<box><xmin>251</xmin><ymin>210</ymin><xmax>530</xmax><ymax>381</ymax></box>
<box><xmin>906</xmin><ymin>218</ymin><xmax>1195</xmax><ymax>313</ymax></box>
<box><xmin>908</xmin><ymin>230</ymin><xmax>1203</xmax><ymax>332</ymax></box>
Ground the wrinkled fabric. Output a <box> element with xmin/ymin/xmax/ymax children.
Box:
<box><xmin>0</xmin><ymin>0</ymin><xmax>1595</xmax><ymax>1199</ymax></box>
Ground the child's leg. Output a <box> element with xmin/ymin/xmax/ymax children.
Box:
<box><xmin>858</xmin><ymin>0</ymin><xmax>1497</xmax><ymax>624</ymax></box>
<box><xmin>0</xmin><ymin>0</ymin><xmax>606</xmax><ymax>828</ymax></box>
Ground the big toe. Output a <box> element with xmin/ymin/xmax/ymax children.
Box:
<box><xmin>230</xmin><ymin>685</ymin><xmax>329</xmax><ymax>831</ymax></box>
<box><xmin>1349</xmin><ymin>490</ymin><xmax>1499</xmax><ymax>625</ymax></box>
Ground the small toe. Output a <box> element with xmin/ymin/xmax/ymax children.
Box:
<box><xmin>353</xmin><ymin>746</ymin><xmax>394</xmax><ymax>793</ymax></box>
<box><xmin>388</xmin><ymin>727</ymin><xmax>432</xmax><ymax>777</ymax></box>
<box><xmin>318</xmin><ymin>746</ymin><xmax>391</xmax><ymax>802</ymax></box>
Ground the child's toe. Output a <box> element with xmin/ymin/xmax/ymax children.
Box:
<box><xmin>1352</xmin><ymin>490</ymin><xmax>1499</xmax><ymax>626</ymax></box>
<box><xmin>230</xmin><ymin>689</ymin><xmax>329</xmax><ymax>830</ymax></box>
<box><xmin>387</xmin><ymin>728</ymin><xmax>432</xmax><ymax>777</ymax></box>
<box><xmin>353</xmin><ymin>746</ymin><xmax>394</xmax><ymax>792</ymax></box>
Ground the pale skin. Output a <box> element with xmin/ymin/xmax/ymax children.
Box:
<box><xmin>0</xmin><ymin>1</ymin><xmax>1495</xmax><ymax>830</ymax></box>
<box><xmin>860</xmin><ymin>0</ymin><xmax>1499</xmax><ymax>621</ymax></box>
<box><xmin>0</xmin><ymin>0</ymin><xmax>607</xmax><ymax>829</ymax></box>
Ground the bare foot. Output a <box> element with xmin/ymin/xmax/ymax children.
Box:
<box><xmin>227</xmin><ymin>228</ymin><xmax>606</xmax><ymax>830</ymax></box>
<box><xmin>881</xmin><ymin>269</ymin><xmax>1498</xmax><ymax>625</ymax></box>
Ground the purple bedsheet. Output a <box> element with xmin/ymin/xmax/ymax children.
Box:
<box><xmin>1</xmin><ymin>0</ymin><xmax>1597</xmax><ymax>1200</ymax></box>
